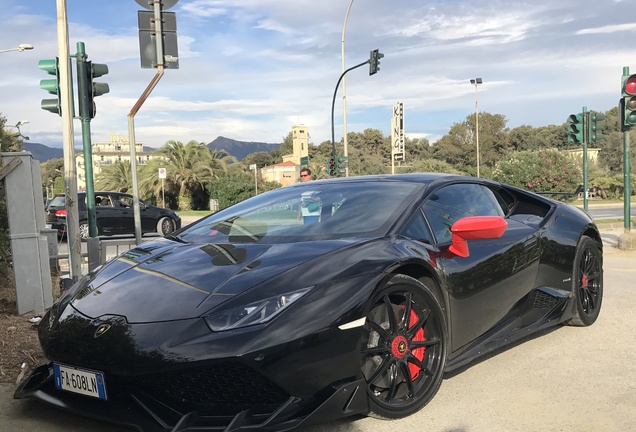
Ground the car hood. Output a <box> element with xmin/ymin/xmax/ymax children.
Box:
<box><xmin>69</xmin><ymin>238</ymin><xmax>358</xmax><ymax>323</ymax></box>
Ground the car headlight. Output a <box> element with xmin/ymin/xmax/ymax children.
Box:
<box><xmin>204</xmin><ymin>287</ymin><xmax>311</xmax><ymax>332</ymax></box>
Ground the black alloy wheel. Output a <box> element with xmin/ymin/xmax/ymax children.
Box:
<box><xmin>361</xmin><ymin>275</ymin><xmax>447</xmax><ymax>419</ymax></box>
<box><xmin>567</xmin><ymin>236</ymin><xmax>603</xmax><ymax>327</ymax></box>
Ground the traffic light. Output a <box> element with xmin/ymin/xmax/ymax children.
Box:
<box><xmin>369</xmin><ymin>49</ymin><xmax>384</xmax><ymax>76</ymax></box>
<box><xmin>588</xmin><ymin>112</ymin><xmax>605</xmax><ymax>143</ymax></box>
<box><xmin>566</xmin><ymin>113</ymin><xmax>584</xmax><ymax>144</ymax></box>
<box><xmin>78</xmin><ymin>60</ymin><xmax>109</xmax><ymax>119</ymax></box>
<box><xmin>326</xmin><ymin>157</ymin><xmax>336</xmax><ymax>176</ymax></box>
<box><xmin>336</xmin><ymin>156</ymin><xmax>348</xmax><ymax>173</ymax></box>
<box><xmin>38</xmin><ymin>58</ymin><xmax>61</xmax><ymax>115</ymax></box>
<box><xmin>621</xmin><ymin>74</ymin><xmax>636</xmax><ymax>130</ymax></box>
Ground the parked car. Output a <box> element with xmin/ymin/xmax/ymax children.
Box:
<box><xmin>18</xmin><ymin>174</ymin><xmax>603</xmax><ymax>431</ymax></box>
<box><xmin>45</xmin><ymin>191</ymin><xmax>181</xmax><ymax>240</ymax></box>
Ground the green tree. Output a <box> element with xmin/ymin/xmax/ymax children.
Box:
<box><xmin>156</xmin><ymin>140</ymin><xmax>217</xmax><ymax>211</ymax></box>
<box><xmin>208</xmin><ymin>172</ymin><xmax>280</xmax><ymax>209</ymax></box>
<box><xmin>243</xmin><ymin>151</ymin><xmax>273</xmax><ymax>168</ymax></box>
<box><xmin>0</xmin><ymin>114</ymin><xmax>23</xmax><ymax>153</ymax></box>
<box><xmin>492</xmin><ymin>149</ymin><xmax>581</xmax><ymax>201</ymax></box>
<box><xmin>94</xmin><ymin>160</ymin><xmax>132</xmax><ymax>192</ymax></box>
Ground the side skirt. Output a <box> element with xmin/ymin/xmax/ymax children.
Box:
<box><xmin>445</xmin><ymin>286</ymin><xmax>572</xmax><ymax>373</ymax></box>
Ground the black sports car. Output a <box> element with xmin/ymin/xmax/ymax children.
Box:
<box><xmin>16</xmin><ymin>173</ymin><xmax>603</xmax><ymax>431</ymax></box>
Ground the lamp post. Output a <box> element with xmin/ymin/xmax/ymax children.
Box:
<box><xmin>341</xmin><ymin>0</ymin><xmax>354</xmax><ymax>177</ymax></box>
<box><xmin>14</xmin><ymin>120</ymin><xmax>30</xmax><ymax>140</ymax></box>
<box><xmin>470</xmin><ymin>78</ymin><xmax>483</xmax><ymax>177</ymax></box>
<box><xmin>0</xmin><ymin>43</ymin><xmax>34</xmax><ymax>53</ymax></box>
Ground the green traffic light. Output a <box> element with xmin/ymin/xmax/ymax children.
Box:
<box><xmin>38</xmin><ymin>58</ymin><xmax>61</xmax><ymax>116</ymax></box>
<box><xmin>369</xmin><ymin>49</ymin><xmax>383</xmax><ymax>76</ymax></box>
<box><xmin>566</xmin><ymin>113</ymin><xmax>584</xmax><ymax>144</ymax></box>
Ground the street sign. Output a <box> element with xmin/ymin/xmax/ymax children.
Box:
<box><xmin>138</xmin><ymin>11</ymin><xmax>179</xmax><ymax>69</ymax></box>
<box><xmin>158</xmin><ymin>167</ymin><xmax>166</xmax><ymax>178</ymax></box>
<box><xmin>392</xmin><ymin>102</ymin><xmax>405</xmax><ymax>161</ymax></box>
<box><xmin>300</xmin><ymin>156</ymin><xmax>309</xmax><ymax>167</ymax></box>
<box><xmin>135</xmin><ymin>0</ymin><xmax>178</xmax><ymax>10</ymax></box>
<box><xmin>249</xmin><ymin>164</ymin><xmax>257</xmax><ymax>170</ymax></box>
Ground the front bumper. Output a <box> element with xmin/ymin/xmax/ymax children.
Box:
<box><xmin>14</xmin><ymin>363</ymin><xmax>368</xmax><ymax>432</ymax></box>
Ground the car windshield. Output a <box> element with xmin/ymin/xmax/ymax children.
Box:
<box><xmin>176</xmin><ymin>181</ymin><xmax>422</xmax><ymax>244</ymax></box>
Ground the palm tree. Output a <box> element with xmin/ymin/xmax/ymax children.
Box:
<box><xmin>156</xmin><ymin>140</ymin><xmax>217</xmax><ymax>211</ymax></box>
<box><xmin>95</xmin><ymin>160</ymin><xmax>132</xmax><ymax>192</ymax></box>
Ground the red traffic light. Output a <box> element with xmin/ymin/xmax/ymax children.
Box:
<box><xmin>625</xmin><ymin>75</ymin><xmax>636</xmax><ymax>95</ymax></box>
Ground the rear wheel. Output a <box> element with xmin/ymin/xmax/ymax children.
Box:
<box><xmin>361</xmin><ymin>275</ymin><xmax>447</xmax><ymax>419</ymax></box>
<box><xmin>157</xmin><ymin>217</ymin><xmax>175</xmax><ymax>236</ymax></box>
<box><xmin>566</xmin><ymin>236</ymin><xmax>603</xmax><ymax>326</ymax></box>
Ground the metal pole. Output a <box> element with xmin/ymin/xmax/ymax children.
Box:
<box><xmin>76</xmin><ymin>41</ymin><xmax>98</xmax><ymax>239</ymax></box>
<box><xmin>331</xmin><ymin>60</ymin><xmax>369</xmax><ymax>165</ymax></box>
<box><xmin>128</xmin><ymin>0</ymin><xmax>165</xmax><ymax>244</ymax></box>
<box><xmin>582</xmin><ymin>106</ymin><xmax>588</xmax><ymax>211</ymax></box>
<box><xmin>475</xmin><ymin>83</ymin><xmax>480</xmax><ymax>178</ymax></box>
<box><xmin>341</xmin><ymin>0</ymin><xmax>354</xmax><ymax>177</ymax></box>
<box><xmin>161</xmin><ymin>177</ymin><xmax>165</xmax><ymax>208</ymax></box>
<box><xmin>56</xmin><ymin>0</ymin><xmax>81</xmax><ymax>280</ymax></box>
<box><xmin>624</xmin><ymin>121</ymin><xmax>631</xmax><ymax>232</ymax></box>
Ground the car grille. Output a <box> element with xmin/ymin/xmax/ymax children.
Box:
<box><xmin>114</xmin><ymin>362</ymin><xmax>290</xmax><ymax>415</ymax></box>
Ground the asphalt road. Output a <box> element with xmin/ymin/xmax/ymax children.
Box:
<box><xmin>2</xmin><ymin>235</ymin><xmax>635</xmax><ymax>432</ymax></box>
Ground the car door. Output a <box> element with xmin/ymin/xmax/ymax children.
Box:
<box><xmin>110</xmin><ymin>193</ymin><xmax>135</xmax><ymax>234</ymax></box>
<box><xmin>93</xmin><ymin>194</ymin><xmax>117</xmax><ymax>234</ymax></box>
<box><xmin>421</xmin><ymin>183</ymin><xmax>539</xmax><ymax>351</ymax></box>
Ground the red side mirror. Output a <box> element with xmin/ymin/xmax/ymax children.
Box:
<box><xmin>449</xmin><ymin>216</ymin><xmax>508</xmax><ymax>258</ymax></box>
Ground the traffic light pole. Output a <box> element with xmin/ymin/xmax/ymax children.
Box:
<box><xmin>76</xmin><ymin>41</ymin><xmax>97</xmax><ymax>240</ymax></box>
<box><xmin>582</xmin><ymin>106</ymin><xmax>588</xmax><ymax>212</ymax></box>
<box><xmin>331</xmin><ymin>60</ymin><xmax>368</xmax><ymax>170</ymax></box>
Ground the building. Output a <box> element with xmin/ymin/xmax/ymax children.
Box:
<box><xmin>76</xmin><ymin>133</ymin><xmax>155</xmax><ymax>190</ymax></box>
<box><xmin>259</xmin><ymin>125</ymin><xmax>309</xmax><ymax>186</ymax></box>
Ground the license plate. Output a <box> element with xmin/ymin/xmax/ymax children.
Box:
<box><xmin>53</xmin><ymin>363</ymin><xmax>107</xmax><ymax>399</ymax></box>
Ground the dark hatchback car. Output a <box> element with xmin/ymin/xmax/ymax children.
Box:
<box><xmin>46</xmin><ymin>191</ymin><xmax>181</xmax><ymax>240</ymax></box>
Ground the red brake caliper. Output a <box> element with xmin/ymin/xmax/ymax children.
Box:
<box><xmin>408</xmin><ymin>309</ymin><xmax>426</xmax><ymax>380</ymax></box>
<box><xmin>581</xmin><ymin>273</ymin><xmax>588</xmax><ymax>288</ymax></box>
<box><xmin>392</xmin><ymin>306</ymin><xmax>426</xmax><ymax>380</ymax></box>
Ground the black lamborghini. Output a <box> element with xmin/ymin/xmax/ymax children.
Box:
<box><xmin>15</xmin><ymin>173</ymin><xmax>603</xmax><ymax>432</ymax></box>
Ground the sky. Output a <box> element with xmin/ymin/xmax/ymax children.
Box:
<box><xmin>0</xmin><ymin>0</ymin><xmax>634</xmax><ymax>151</ymax></box>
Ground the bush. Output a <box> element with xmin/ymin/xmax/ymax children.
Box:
<box><xmin>492</xmin><ymin>149</ymin><xmax>581</xmax><ymax>201</ymax></box>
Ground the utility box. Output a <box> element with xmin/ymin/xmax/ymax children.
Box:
<box><xmin>2</xmin><ymin>152</ymin><xmax>53</xmax><ymax>315</ymax></box>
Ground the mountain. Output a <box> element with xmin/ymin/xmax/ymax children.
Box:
<box><xmin>207</xmin><ymin>136</ymin><xmax>281</xmax><ymax>161</ymax></box>
<box><xmin>23</xmin><ymin>137</ymin><xmax>281</xmax><ymax>163</ymax></box>
<box><xmin>22</xmin><ymin>142</ymin><xmax>64</xmax><ymax>162</ymax></box>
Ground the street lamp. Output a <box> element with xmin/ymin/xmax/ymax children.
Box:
<box><xmin>0</xmin><ymin>43</ymin><xmax>34</xmax><ymax>53</ymax></box>
<box><xmin>15</xmin><ymin>120</ymin><xmax>30</xmax><ymax>140</ymax></box>
<box><xmin>470</xmin><ymin>78</ymin><xmax>483</xmax><ymax>177</ymax></box>
<box><xmin>341</xmin><ymin>0</ymin><xmax>354</xmax><ymax>177</ymax></box>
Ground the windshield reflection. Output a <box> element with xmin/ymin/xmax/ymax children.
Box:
<box><xmin>176</xmin><ymin>181</ymin><xmax>422</xmax><ymax>244</ymax></box>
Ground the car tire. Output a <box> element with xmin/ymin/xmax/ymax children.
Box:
<box><xmin>78</xmin><ymin>222</ymin><xmax>89</xmax><ymax>241</ymax></box>
<box><xmin>157</xmin><ymin>217</ymin><xmax>175</xmax><ymax>236</ymax></box>
<box><xmin>566</xmin><ymin>236</ymin><xmax>603</xmax><ymax>327</ymax></box>
<box><xmin>361</xmin><ymin>274</ymin><xmax>447</xmax><ymax>419</ymax></box>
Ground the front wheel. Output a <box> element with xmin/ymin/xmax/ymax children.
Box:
<box><xmin>157</xmin><ymin>217</ymin><xmax>175</xmax><ymax>236</ymax></box>
<box><xmin>566</xmin><ymin>236</ymin><xmax>603</xmax><ymax>326</ymax></box>
<box><xmin>361</xmin><ymin>275</ymin><xmax>447</xmax><ymax>419</ymax></box>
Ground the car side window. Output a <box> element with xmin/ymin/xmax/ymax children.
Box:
<box><xmin>116</xmin><ymin>196</ymin><xmax>133</xmax><ymax>208</ymax></box>
<box><xmin>423</xmin><ymin>183</ymin><xmax>504</xmax><ymax>244</ymax></box>
<box><xmin>402</xmin><ymin>209</ymin><xmax>435</xmax><ymax>244</ymax></box>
